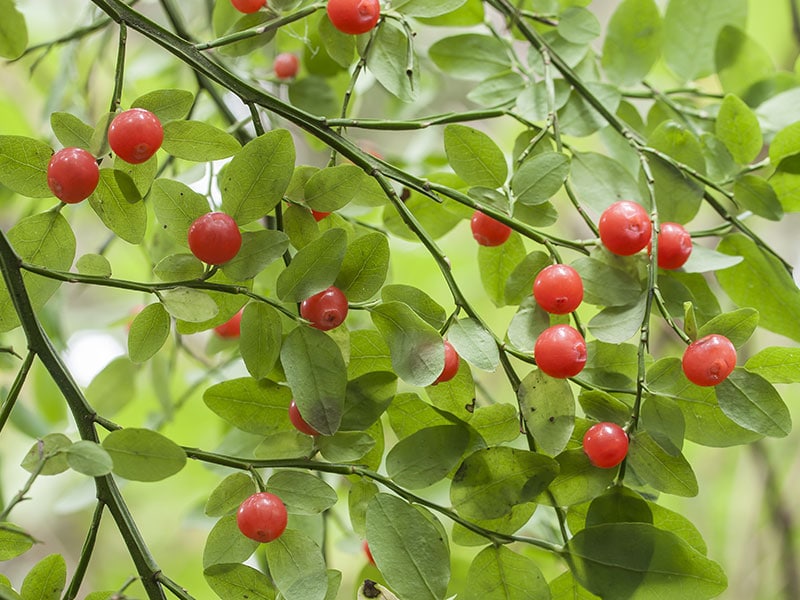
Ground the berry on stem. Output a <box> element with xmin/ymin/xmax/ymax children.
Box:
<box><xmin>230</xmin><ymin>0</ymin><xmax>266</xmax><ymax>13</ymax></box>
<box><xmin>534</xmin><ymin>324</ymin><xmax>587</xmax><ymax>378</ymax></box>
<box><xmin>47</xmin><ymin>147</ymin><xmax>99</xmax><ymax>204</ymax></box>
<box><xmin>311</xmin><ymin>209</ymin><xmax>331</xmax><ymax>221</ymax></box>
<box><xmin>107</xmin><ymin>108</ymin><xmax>163</xmax><ymax>164</ymax></box>
<box><xmin>433</xmin><ymin>340</ymin><xmax>459</xmax><ymax>385</ymax></box>
<box><xmin>187</xmin><ymin>212</ymin><xmax>242</xmax><ymax>265</ymax></box>
<box><xmin>214</xmin><ymin>310</ymin><xmax>243</xmax><ymax>338</ymax></box>
<box><xmin>651</xmin><ymin>222</ymin><xmax>692</xmax><ymax>269</ymax></box>
<box><xmin>471</xmin><ymin>211</ymin><xmax>511</xmax><ymax>247</ymax></box>
<box><xmin>363</xmin><ymin>540</ymin><xmax>375</xmax><ymax>565</ymax></box>
<box><xmin>300</xmin><ymin>286</ymin><xmax>348</xmax><ymax>330</ymax></box>
<box><xmin>289</xmin><ymin>399</ymin><xmax>319</xmax><ymax>436</ymax></box>
<box><xmin>327</xmin><ymin>0</ymin><xmax>381</xmax><ymax>35</ymax></box>
<box><xmin>598</xmin><ymin>200</ymin><xmax>651</xmax><ymax>256</ymax></box>
<box><xmin>236</xmin><ymin>492</ymin><xmax>288</xmax><ymax>543</ymax></box>
<box><xmin>533</xmin><ymin>264</ymin><xmax>584</xmax><ymax>314</ymax></box>
<box><xmin>682</xmin><ymin>334</ymin><xmax>736</xmax><ymax>386</ymax></box>
<box><xmin>274</xmin><ymin>53</ymin><xmax>299</xmax><ymax>79</ymax></box>
<box><xmin>583</xmin><ymin>422</ymin><xmax>629</xmax><ymax>468</ymax></box>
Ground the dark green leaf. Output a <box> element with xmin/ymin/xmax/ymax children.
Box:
<box><xmin>387</xmin><ymin>424</ymin><xmax>470</xmax><ymax>489</ymax></box>
<box><xmin>89</xmin><ymin>169</ymin><xmax>146</xmax><ymax>244</ymax></box>
<box><xmin>511</xmin><ymin>152</ymin><xmax>570</xmax><ymax>206</ymax></box>
<box><xmin>627</xmin><ymin>431</ymin><xmax>698</xmax><ymax>496</ymax></box>
<box><xmin>341</xmin><ymin>371</ymin><xmax>397</xmax><ymax>431</ymax></box>
<box><xmin>205</xmin><ymin>472</ymin><xmax>257</xmax><ymax>517</ymax></box>
<box><xmin>463</xmin><ymin>545</ymin><xmax>550</xmax><ymax>600</ymax></box>
<box><xmin>265</xmin><ymin>530</ymin><xmax>328</xmax><ymax>600</ymax></box>
<box><xmin>204</xmin><ymin>378</ymin><xmax>291</xmax><ymax>435</ymax></box>
<box><xmin>204</xmin><ymin>563</ymin><xmax>276</xmax><ymax>600</ymax></box>
<box><xmin>267</xmin><ymin>471</ymin><xmax>337</xmax><ymax>515</ymax></box>
<box><xmin>132</xmin><ymin>89</ymin><xmax>194</xmax><ymax>122</ymax></box>
<box><xmin>203</xmin><ymin>515</ymin><xmax>258</xmax><ymax>569</ymax></box>
<box><xmin>334</xmin><ymin>233</ymin><xmax>390</xmax><ymax>302</ymax></box>
<box><xmin>715</xmin><ymin>94</ymin><xmax>762</xmax><ymax>164</ymax></box>
<box><xmin>518</xmin><ymin>369</ymin><xmax>575</xmax><ymax>456</ymax></box>
<box><xmin>222</xmin><ymin>230</ymin><xmax>289</xmax><ymax>282</ymax></box>
<box><xmin>602</xmin><ymin>0</ymin><xmax>662</xmax><ymax>86</ymax></box>
<box><xmin>276</xmin><ymin>228</ymin><xmax>347</xmax><ymax>302</ymax></box>
<box><xmin>716</xmin><ymin>369</ymin><xmax>791</xmax><ymax>437</ymax></box>
<box><xmin>239</xmin><ymin>303</ymin><xmax>282</xmax><ymax>380</ymax></box>
<box><xmin>102</xmin><ymin>428</ymin><xmax>186</xmax><ymax>482</ymax></box>
<box><xmin>0</xmin><ymin>136</ymin><xmax>51</xmax><ymax>197</ymax></box>
<box><xmin>429</xmin><ymin>34</ymin><xmax>511</xmax><ymax>80</ymax></box>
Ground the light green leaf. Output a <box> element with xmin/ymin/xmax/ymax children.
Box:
<box><xmin>381</xmin><ymin>285</ymin><xmax>447</xmax><ymax>329</ymax></box>
<box><xmin>203</xmin><ymin>515</ymin><xmax>258</xmax><ymax>569</ymax></box>
<box><xmin>340</xmin><ymin>371</ymin><xmax>397</xmax><ymax>431</ymax></box>
<box><xmin>479</xmin><ymin>232</ymin><xmax>526</xmax><ymax>307</ymax></box>
<box><xmin>89</xmin><ymin>169</ymin><xmax>146</xmax><ymax>244</ymax></box>
<box><xmin>395</xmin><ymin>0</ymin><xmax>467</xmax><ymax>17</ymax></box>
<box><xmin>467</xmin><ymin>71</ymin><xmax>526</xmax><ymax>107</ymax></box>
<box><xmin>266</xmin><ymin>530</ymin><xmax>328</xmax><ymax>600</ymax></box>
<box><xmin>21</xmin><ymin>433</ymin><xmax>71</xmax><ymax>476</ymax></box>
<box><xmin>429</xmin><ymin>34</ymin><xmax>511</xmax><ymax>80</ymax></box>
<box><xmin>205</xmin><ymin>472</ymin><xmax>257</xmax><ymax>517</ymax></box>
<box><xmin>334</xmin><ymin>232</ymin><xmax>390</xmax><ymax>302</ymax></box>
<box><xmin>0</xmin><ymin>0</ymin><xmax>27</xmax><ymax>59</ymax></box>
<box><xmin>511</xmin><ymin>152</ymin><xmax>570</xmax><ymax>206</ymax></box>
<box><xmin>444</xmin><ymin>124</ymin><xmax>507</xmax><ymax>188</ymax></box>
<box><xmin>0</xmin><ymin>136</ymin><xmax>53</xmax><ymax>198</ymax></box>
<box><xmin>716</xmin><ymin>369</ymin><xmax>791</xmax><ymax>437</ymax></box>
<box><xmin>50</xmin><ymin>112</ymin><xmax>93</xmax><ymax>150</ymax></box>
<box><xmin>20</xmin><ymin>554</ymin><xmax>66</xmax><ymax>600</ymax></box>
<box><xmin>153</xmin><ymin>253</ymin><xmax>204</xmax><ymax>282</ymax></box>
<box><xmin>715</xmin><ymin>26</ymin><xmax>775</xmax><ymax>97</ymax></box>
<box><xmin>602</xmin><ymin>0</ymin><xmax>662</xmax><ymax>86</ymax></box>
<box><xmin>132</xmin><ymin>89</ymin><xmax>195</xmax><ymax>122</ymax></box>
<box><xmin>239</xmin><ymin>303</ymin><xmax>282</xmax><ymax>380</ymax></box>
<box><xmin>66</xmin><ymin>441</ymin><xmax>113</xmax><ymax>477</ymax></box>
<box><xmin>204</xmin><ymin>563</ymin><xmax>276</xmax><ymax>600</ymax></box>
<box><xmin>447</xmin><ymin>317</ymin><xmax>499</xmax><ymax>371</ymax></box>
<box><xmin>518</xmin><ymin>369</ymin><xmax>575</xmax><ymax>457</ymax></box>
<box><xmin>572</xmin><ymin>257</ymin><xmax>643</xmax><ymax>308</ymax></box>
<box><xmin>85</xmin><ymin>357</ymin><xmax>137</xmax><ymax>417</ymax></box>
<box><xmin>149</xmin><ymin>178</ymin><xmax>210</xmax><ymax>245</ymax></box>
<box><xmin>733</xmin><ymin>175</ymin><xmax>782</xmax><ymax>221</ymax></box>
<box><xmin>162</xmin><ymin>120</ymin><xmax>241</xmax><ymax>161</ymax></box>
<box><xmin>127</xmin><ymin>303</ymin><xmax>171</xmax><ymax>363</ymax></box>
<box><xmin>304</xmin><ymin>165</ymin><xmax>364</xmax><ymax>212</ymax></box>
<box><xmin>464</xmin><ymin>545</ymin><xmax>550</xmax><ymax>600</ymax></box>
<box><xmin>76</xmin><ymin>253</ymin><xmax>111</xmax><ymax>277</ymax></box>
<box><xmin>281</xmin><ymin>327</ymin><xmax>346</xmax><ymax>436</ymax></box>
<box><xmin>222</xmin><ymin>230</ymin><xmax>289</xmax><ymax>282</ymax></box>
<box><xmin>387</xmin><ymin>424</ymin><xmax>470</xmax><ymax>489</ymax></box>
<box><xmin>366</xmin><ymin>494</ymin><xmax>450</xmax><ymax>600</ymax></box>
<box><xmin>267</xmin><ymin>471</ymin><xmax>337</xmax><ymax>515</ymax></box>
<box><xmin>569</xmin><ymin>152</ymin><xmax>644</xmax><ymax>214</ymax></box>
<box><xmin>220</xmin><ymin>130</ymin><xmax>295</xmax><ymax>225</ymax></box>
<box><xmin>160</xmin><ymin>287</ymin><xmax>218</xmax><ymax>322</ymax></box>
<box><xmin>745</xmin><ymin>346</ymin><xmax>800</xmax><ymax>383</ymax></box>
<box><xmin>696</xmin><ymin>308</ymin><xmax>758</xmax><ymax>348</ymax></box>
<box><xmin>559</xmin><ymin>7</ymin><xmax>600</xmax><ymax>44</ymax></box>
<box><xmin>769</xmin><ymin>121</ymin><xmax>800</xmax><ymax>166</ymax></box>
<box><xmin>588</xmin><ymin>293</ymin><xmax>647</xmax><ymax>343</ymax></box>
<box><xmin>204</xmin><ymin>377</ymin><xmax>292</xmax><ymax>435</ymax></box>
<box><xmin>368</xmin><ymin>20</ymin><xmax>418</xmax><ymax>102</ymax></box>
<box><xmin>627</xmin><ymin>431</ymin><xmax>698</xmax><ymax>496</ymax></box>
<box><xmin>0</xmin><ymin>523</ymin><xmax>34</xmax><ymax>561</ymax></box>
<box><xmin>276</xmin><ymin>228</ymin><xmax>347</xmax><ymax>302</ymax></box>
<box><xmin>715</xmin><ymin>94</ymin><xmax>762</xmax><ymax>164</ymax></box>
<box><xmin>102</xmin><ymin>428</ymin><xmax>186</xmax><ymax>482</ymax></box>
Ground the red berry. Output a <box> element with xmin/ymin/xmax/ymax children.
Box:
<box><xmin>47</xmin><ymin>147</ymin><xmax>99</xmax><ymax>204</ymax></box>
<box><xmin>236</xmin><ymin>492</ymin><xmax>288</xmax><ymax>543</ymax></box>
<box><xmin>471</xmin><ymin>211</ymin><xmax>511</xmax><ymax>247</ymax></box>
<box><xmin>534</xmin><ymin>324</ymin><xmax>587</xmax><ymax>378</ymax></box>
<box><xmin>300</xmin><ymin>286</ymin><xmax>348</xmax><ymax>331</ymax></box>
<box><xmin>274</xmin><ymin>53</ymin><xmax>299</xmax><ymax>79</ymax></box>
<box><xmin>327</xmin><ymin>0</ymin><xmax>381</xmax><ymax>35</ymax></box>
<box><xmin>651</xmin><ymin>222</ymin><xmax>692</xmax><ymax>269</ymax></box>
<box><xmin>598</xmin><ymin>201</ymin><xmax>651</xmax><ymax>256</ymax></box>
<box><xmin>187</xmin><ymin>212</ymin><xmax>242</xmax><ymax>265</ymax></box>
<box><xmin>289</xmin><ymin>399</ymin><xmax>319</xmax><ymax>436</ymax></box>
<box><xmin>583</xmin><ymin>422</ymin><xmax>629</xmax><ymax>468</ymax></box>
<box><xmin>311</xmin><ymin>209</ymin><xmax>330</xmax><ymax>221</ymax></box>
<box><xmin>363</xmin><ymin>540</ymin><xmax>375</xmax><ymax>565</ymax></box>
<box><xmin>681</xmin><ymin>334</ymin><xmax>736</xmax><ymax>386</ymax></box>
<box><xmin>230</xmin><ymin>0</ymin><xmax>265</xmax><ymax>12</ymax></box>
<box><xmin>433</xmin><ymin>340</ymin><xmax>460</xmax><ymax>385</ymax></box>
<box><xmin>533</xmin><ymin>264</ymin><xmax>584</xmax><ymax>314</ymax></box>
<box><xmin>107</xmin><ymin>108</ymin><xmax>164</xmax><ymax>164</ymax></box>
<box><xmin>214</xmin><ymin>310</ymin><xmax>243</xmax><ymax>338</ymax></box>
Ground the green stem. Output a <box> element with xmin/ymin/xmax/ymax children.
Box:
<box><xmin>0</xmin><ymin>351</ymin><xmax>35</xmax><ymax>435</ymax></box>
<box><xmin>0</xmin><ymin>449</ymin><xmax>46</xmax><ymax>522</ymax></box>
<box><xmin>64</xmin><ymin>502</ymin><xmax>106</xmax><ymax>600</ymax></box>
<box><xmin>109</xmin><ymin>21</ymin><xmax>127</xmax><ymax>112</ymax></box>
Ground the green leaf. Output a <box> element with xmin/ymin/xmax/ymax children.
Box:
<box><xmin>569</xmin><ymin>152</ymin><xmax>643</xmax><ymax>214</ymax></box>
<box><xmin>696</xmin><ymin>308</ymin><xmax>758</xmax><ymax>347</ymax></box>
<box><xmin>20</xmin><ymin>554</ymin><xmax>66</xmax><ymax>600</ymax></box>
<box><xmin>265</xmin><ymin>530</ymin><xmax>328</xmax><ymax>600</ymax></box>
<box><xmin>601</xmin><ymin>0</ymin><xmax>663</xmax><ymax>86</ymax></box>
<box><xmin>203</xmin><ymin>515</ymin><xmax>258</xmax><ymax>569</ymax></box>
<box><xmin>50</xmin><ymin>112</ymin><xmax>94</xmax><ymax>150</ymax></box>
<box><xmin>288</xmin><ymin>76</ymin><xmax>338</xmax><ymax>118</ymax></box>
<box><xmin>304</xmin><ymin>165</ymin><xmax>365</xmax><ymax>212</ymax></box>
<box><xmin>0</xmin><ymin>212</ymin><xmax>76</xmax><ymax>332</ymax></box>
<box><xmin>318</xmin><ymin>430</ymin><xmax>375</xmax><ymax>463</ymax></box>
<box><xmin>239</xmin><ymin>303</ymin><xmax>282</xmax><ymax>380</ymax></box>
<box><xmin>204</xmin><ymin>563</ymin><xmax>276</xmax><ymax>600</ymax></box>
<box><xmin>102</xmin><ymin>428</ymin><xmax>186</xmax><ymax>482</ymax></box>
<box><xmin>220</xmin><ymin>130</ymin><xmax>295</xmax><ymax>225</ymax></box>
<box><xmin>205</xmin><ymin>472</ymin><xmax>257</xmax><ymax>517</ymax></box>
<box><xmin>479</xmin><ymin>232</ymin><xmax>526</xmax><ymax>307</ymax></box>
<box><xmin>395</xmin><ymin>0</ymin><xmax>467</xmax><ymax>17</ymax></box>
<box><xmin>447</xmin><ymin>317</ymin><xmax>499</xmax><ymax>371</ymax></box>
<box><xmin>715</xmin><ymin>94</ymin><xmax>762</xmax><ymax>164</ymax></box>
<box><xmin>558</xmin><ymin>84</ymin><xmax>621</xmax><ymax>138</ymax></box>
<box><xmin>549</xmin><ymin>571</ymin><xmax>600</xmax><ymax>600</ymax></box>
<box><xmin>771</xmin><ymin>155</ymin><xmax>800</xmax><ymax>211</ymax></box>
<box><xmin>65</xmin><ymin>441</ymin><xmax>113</xmax><ymax>477</ymax></box>
<box><xmin>386</xmin><ymin>424</ymin><xmax>470</xmax><ymax>489</ymax></box>
<box><xmin>281</xmin><ymin>327</ymin><xmax>346</xmax><ymax>436</ymax></box>
<box><xmin>451</xmin><ymin>447</ymin><xmax>559</xmax><ymax>520</ymax></box>
<box><xmin>588</xmin><ymin>293</ymin><xmax>648</xmax><ymax>344</ymax></box>
<box><xmin>88</xmin><ymin>169</ymin><xmax>146</xmax><ymax>244</ymax></box>
<box><xmin>715</xmin><ymin>26</ymin><xmax>775</xmax><ymax>97</ymax></box>
<box><xmin>544</xmin><ymin>449</ymin><xmax>617</xmax><ymax>507</ymax></box>
<box><xmin>149</xmin><ymin>178</ymin><xmax>210</xmax><ymax>245</ymax></box>
<box><xmin>518</xmin><ymin>369</ymin><xmax>575</xmax><ymax>457</ymax></box>
<box><xmin>127</xmin><ymin>303</ymin><xmax>171</xmax><ymax>364</ymax></box>
<box><xmin>504</xmin><ymin>251</ymin><xmax>550</xmax><ymax>306</ymax></box>
<box><xmin>701</xmin><ymin>133</ymin><xmax>738</xmax><ymax>183</ymax></box>
<box><xmin>75</xmin><ymin>253</ymin><xmax>111</xmax><ymax>277</ymax></box>
<box><xmin>716</xmin><ymin>234</ymin><xmax>800</xmax><ymax>342</ymax></box>
<box><xmin>204</xmin><ymin>377</ymin><xmax>291</xmax><ymax>435</ymax></box>
<box><xmin>567</xmin><ymin>523</ymin><xmax>727</xmax><ymax>599</ymax></box>
<box><xmin>578</xmin><ymin>391</ymin><xmax>630</xmax><ymax>426</ymax></box>
<box><xmin>681</xmin><ymin>244</ymin><xmax>743</xmax><ymax>274</ymax></box>
<box><xmin>85</xmin><ymin>357</ymin><xmax>137</xmax><ymax>417</ymax></box>
<box><xmin>716</xmin><ymin>369</ymin><xmax>791</xmax><ymax>437</ymax></box>
<box><xmin>429</xmin><ymin>34</ymin><xmax>511</xmax><ymax>80</ymax></box>
<box><xmin>647</xmin><ymin>358</ymin><xmax>761</xmax><ymax>447</ymax></box>
<box><xmin>0</xmin><ymin>523</ymin><xmax>34</xmax><ymax>561</ymax></box>
<box><xmin>641</xmin><ymin>394</ymin><xmax>685</xmax><ymax>454</ymax></box>
<box><xmin>470</xmin><ymin>403</ymin><xmax>519</xmax><ymax>446</ymax></box>
<box><xmin>0</xmin><ymin>0</ymin><xmax>27</xmax><ymax>59</ymax></box>
<box><xmin>370</xmin><ymin>301</ymin><xmax>444</xmax><ymax>387</ymax></box>
<box><xmin>649</xmin><ymin>158</ymin><xmax>703</xmax><ymax>225</ymax></box>
<box><xmin>0</xmin><ymin>136</ymin><xmax>52</xmax><ymax>198</ymax></box>
<box><xmin>452</xmin><ymin>503</ymin><xmax>536</xmax><ymax>547</ymax></box>
<box><xmin>464</xmin><ymin>545</ymin><xmax>550</xmax><ymax>600</ymax></box>
<box><xmin>732</xmin><ymin>175</ymin><xmax>782</xmax><ymax>221</ymax></box>
<box><xmin>627</xmin><ymin>431</ymin><xmax>698</xmax><ymax>497</ymax></box>
<box><xmin>444</xmin><ymin>124</ymin><xmax>507</xmax><ymax>188</ymax></box>
<box><xmin>745</xmin><ymin>346</ymin><xmax>800</xmax><ymax>383</ymax></box>
<box><xmin>318</xmin><ymin>16</ymin><xmax>354</xmax><ymax>67</ymax></box>
<box><xmin>582</xmin><ymin>341</ymin><xmax>639</xmax><ymax>390</ymax></box>
<box><xmin>162</xmin><ymin>120</ymin><xmax>241</xmax><ymax>161</ymax></box>
<box><xmin>21</xmin><ymin>433</ymin><xmax>71</xmax><ymax>476</ymax></box>
<box><xmin>160</xmin><ymin>287</ymin><xmax>218</xmax><ymax>322</ymax></box>
<box><xmin>559</xmin><ymin>7</ymin><xmax>601</xmax><ymax>44</ymax></box>
<box><xmin>254</xmin><ymin>432</ymin><xmax>314</xmax><ymax>460</ymax></box>
<box><xmin>663</xmin><ymin>0</ymin><xmax>747</xmax><ymax>81</ymax></box>
<box><xmin>769</xmin><ymin>121</ymin><xmax>800</xmax><ymax>166</ymax></box>
<box><xmin>132</xmin><ymin>89</ymin><xmax>194</xmax><ymax>122</ymax></box>
<box><xmin>511</xmin><ymin>152</ymin><xmax>570</xmax><ymax>206</ymax></box>
<box><xmin>222</xmin><ymin>230</ymin><xmax>289</xmax><ymax>282</ymax></box>
<box><xmin>276</xmin><ymin>228</ymin><xmax>347</xmax><ymax>302</ymax></box>
<box><xmin>334</xmin><ymin>232</ymin><xmax>390</xmax><ymax>302</ymax></box>
<box><xmin>267</xmin><ymin>471</ymin><xmax>337</xmax><ymax>515</ymax></box>
<box><xmin>368</xmin><ymin>20</ymin><xmax>419</xmax><ymax>102</ymax></box>
<box><xmin>366</xmin><ymin>494</ymin><xmax>450</xmax><ymax>600</ymax></box>
<box><xmin>341</xmin><ymin>371</ymin><xmax>397</xmax><ymax>431</ymax></box>
<box><xmin>467</xmin><ymin>71</ymin><xmax>526</xmax><ymax>107</ymax></box>
<box><xmin>381</xmin><ymin>285</ymin><xmax>447</xmax><ymax>329</ymax></box>
<box><xmin>572</xmin><ymin>256</ymin><xmax>643</xmax><ymax>307</ymax></box>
